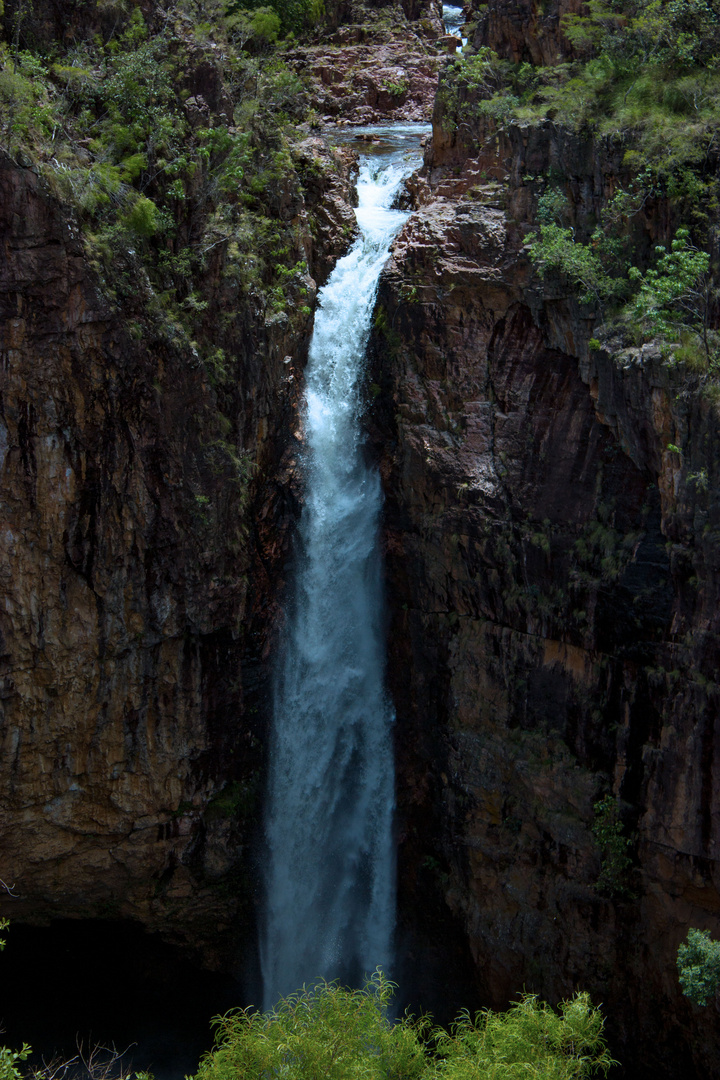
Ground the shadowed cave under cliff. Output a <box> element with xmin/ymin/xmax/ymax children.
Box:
<box><xmin>0</xmin><ymin>922</ymin><xmax>243</xmax><ymax>1080</ymax></box>
<box><xmin>0</xmin><ymin>910</ymin><xmax>484</xmax><ymax>1079</ymax></box>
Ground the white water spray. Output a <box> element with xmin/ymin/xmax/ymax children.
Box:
<box><xmin>260</xmin><ymin>128</ymin><xmax>425</xmax><ymax>1010</ymax></box>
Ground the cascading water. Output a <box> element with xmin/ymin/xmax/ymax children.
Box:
<box><xmin>443</xmin><ymin>4</ymin><xmax>468</xmax><ymax>46</ymax></box>
<box><xmin>260</xmin><ymin>126</ymin><xmax>426</xmax><ymax>1011</ymax></box>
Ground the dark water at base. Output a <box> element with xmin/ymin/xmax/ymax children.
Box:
<box><xmin>0</xmin><ymin>921</ymin><xmax>242</xmax><ymax>1080</ymax></box>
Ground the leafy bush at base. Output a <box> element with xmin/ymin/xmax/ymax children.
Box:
<box><xmin>193</xmin><ymin>971</ymin><xmax>616</xmax><ymax>1080</ymax></box>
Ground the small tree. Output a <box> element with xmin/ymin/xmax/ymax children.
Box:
<box><xmin>677</xmin><ymin>928</ymin><xmax>720</xmax><ymax>1006</ymax></box>
<box><xmin>628</xmin><ymin>228</ymin><xmax>713</xmax><ymax>362</ymax></box>
<box><xmin>433</xmin><ymin>993</ymin><xmax>616</xmax><ymax>1078</ymax></box>
<box><xmin>224</xmin><ymin>6</ymin><xmax>281</xmax><ymax>50</ymax></box>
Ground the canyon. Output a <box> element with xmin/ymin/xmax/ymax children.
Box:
<box><xmin>0</xmin><ymin>1</ymin><xmax>719</xmax><ymax>1078</ymax></box>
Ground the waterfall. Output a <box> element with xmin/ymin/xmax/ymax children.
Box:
<box><xmin>443</xmin><ymin>4</ymin><xmax>468</xmax><ymax>46</ymax></box>
<box><xmin>260</xmin><ymin>127</ymin><xmax>426</xmax><ymax>1011</ymax></box>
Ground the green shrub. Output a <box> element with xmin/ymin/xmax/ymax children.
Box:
<box><xmin>382</xmin><ymin>77</ymin><xmax>409</xmax><ymax>98</ymax></box>
<box><xmin>677</xmin><ymin>928</ymin><xmax>720</xmax><ymax>1006</ymax></box>
<box><xmin>0</xmin><ymin>1045</ymin><xmax>30</xmax><ymax>1080</ymax></box>
<box><xmin>193</xmin><ymin>972</ymin><xmax>616</xmax><ymax>1080</ymax></box>
<box><xmin>194</xmin><ymin>972</ymin><xmax>428</xmax><ymax>1080</ymax></box>
<box><xmin>527</xmin><ymin>224</ymin><xmax>621</xmax><ymax>307</ymax></box>
<box><xmin>226</xmin><ymin>0</ymin><xmax>324</xmax><ymax>35</ymax></box>
<box><xmin>627</xmin><ymin>227</ymin><xmax>712</xmax><ymax>360</ymax></box>
<box><xmin>219</xmin><ymin>5</ymin><xmax>282</xmax><ymax>49</ymax></box>
<box><xmin>434</xmin><ymin>993</ymin><xmax>615</xmax><ymax>1078</ymax></box>
<box><xmin>123</xmin><ymin>195</ymin><xmax>160</xmax><ymax>237</ymax></box>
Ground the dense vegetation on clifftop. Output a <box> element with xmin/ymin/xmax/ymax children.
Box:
<box><xmin>440</xmin><ymin>0</ymin><xmax>720</xmax><ymax>377</ymax></box>
<box><xmin>0</xmin><ymin>0</ymin><xmax>319</xmax><ymax>388</ymax></box>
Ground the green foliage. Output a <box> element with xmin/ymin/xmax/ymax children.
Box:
<box><xmin>627</xmin><ymin>228</ymin><xmax>713</xmax><ymax>359</ymax></box>
<box><xmin>439</xmin><ymin>48</ymin><xmax>509</xmax><ymax>123</ymax></box>
<box><xmin>0</xmin><ymin>48</ymin><xmax>54</xmax><ymax>154</ymax></box>
<box><xmin>528</xmin><ymin>187</ymin><xmax>716</xmax><ymax>367</ymax></box>
<box><xmin>536</xmin><ymin>187</ymin><xmax>569</xmax><ymax>225</ymax></box>
<box><xmin>562</xmin><ymin>0</ymin><xmax>720</xmax><ymax>73</ymax></box>
<box><xmin>592</xmin><ymin>796</ymin><xmax>633</xmax><ymax>897</ymax></box>
<box><xmin>0</xmin><ymin>0</ymin><xmax>315</xmax><ymax>379</ymax></box>
<box><xmin>225</xmin><ymin>0</ymin><xmax>323</xmax><ymax>35</ymax></box>
<box><xmin>123</xmin><ymin>195</ymin><xmax>160</xmax><ymax>237</ymax></box>
<box><xmin>0</xmin><ymin>922</ymin><xmax>31</xmax><ymax>1080</ymax></box>
<box><xmin>194</xmin><ymin>973</ymin><xmax>616</xmax><ymax>1080</ymax></box>
<box><xmin>194</xmin><ymin>972</ymin><xmax>427</xmax><ymax>1080</ymax></box>
<box><xmin>434</xmin><ymin>993</ymin><xmax>616</xmax><ymax>1078</ymax></box>
<box><xmin>527</xmin><ymin>224</ymin><xmax>624</xmax><ymax>307</ymax></box>
<box><xmin>677</xmin><ymin>928</ymin><xmax>720</xmax><ymax>1006</ymax></box>
<box><xmin>382</xmin><ymin>77</ymin><xmax>409</xmax><ymax>98</ymax></box>
<box><xmin>527</xmin><ymin>173</ymin><xmax>661</xmax><ymax>310</ymax></box>
<box><xmin>0</xmin><ymin>1045</ymin><xmax>31</xmax><ymax>1080</ymax></box>
<box><xmin>439</xmin><ymin>0</ymin><xmax>720</xmax><ymax>264</ymax></box>
<box><xmin>223</xmin><ymin>5</ymin><xmax>281</xmax><ymax>48</ymax></box>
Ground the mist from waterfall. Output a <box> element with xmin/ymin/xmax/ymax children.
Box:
<box><xmin>260</xmin><ymin>127</ymin><xmax>426</xmax><ymax>1011</ymax></box>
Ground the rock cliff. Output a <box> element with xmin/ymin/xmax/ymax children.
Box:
<box><xmin>0</xmin><ymin>118</ymin><xmax>357</xmax><ymax>967</ymax></box>
<box><xmin>286</xmin><ymin>0</ymin><xmax>443</xmax><ymax>124</ymax></box>
<box><xmin>368</xmin><ymin>32</ymin><xmax>720</xmax><ymax>1080</ymax></box>
<box><xmin>0</xmin><ymin>0</ymin><xmax>443</xmax><ymax>976</ymax></box>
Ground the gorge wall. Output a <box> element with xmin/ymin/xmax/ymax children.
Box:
<box><xmin>368</xmin><ymin>20</ymin><xmax>720</xmax><ymax>1078</ymax></box>
<box><xmin>0</xmin><ymin>78</ymin><xmax>360</xmax><ymax>968</ymax></box>
<box><xmin>0</xmin><ymin>0</ymin><xmax>438</xmax><ymax>974</ymax></box>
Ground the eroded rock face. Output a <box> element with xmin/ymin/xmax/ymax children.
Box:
<box><xmin>0</xmin><ymin>134</ymin><xmax>356</xmax><ymax>966</ymax></box>
<box><xmin>287</xmin><ymin>0</ymin><xmax>444</xmax><ymax>124</ymax></box>
<box><xmin>369</xmin><ymin>79</ymin><xmax>720</xmax><ymax>1080</ymax></box>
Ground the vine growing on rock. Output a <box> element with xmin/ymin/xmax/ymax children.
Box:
<box><xmin>592</xmin><ymin>795</ymin><xmax>634</xmax><ymax>898</ymax></box>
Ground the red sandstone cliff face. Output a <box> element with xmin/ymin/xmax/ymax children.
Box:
<box><xmin>0</xmin><ymin>131</ymin><xmax>356</xmax><ymax>964</ymax></box>
<box><xmin>369</xmin><ymin>59</ymin><xmax>720</xmax><ymax>1080</ymax></box>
